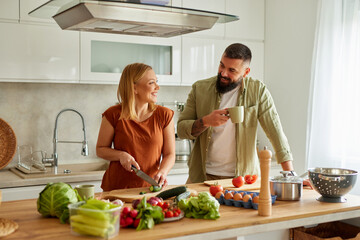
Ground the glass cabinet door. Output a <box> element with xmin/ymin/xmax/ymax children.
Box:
<box><xmin>91</xmin><ymin>41</ymin><xmax>172</xmax><ymax>75</ymax></box>
<box><xmin>80</xmin><ymin>32</ymin><xmax>181</xmax><ymax>85</ymax></box>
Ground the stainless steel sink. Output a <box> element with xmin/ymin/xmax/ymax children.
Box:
<box><xmin>10</xmin><ymin>162</ymin><xmax>108</xmax><ymax>179</ymax></box>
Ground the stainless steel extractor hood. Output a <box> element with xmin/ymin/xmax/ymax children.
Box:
<box><xmin>29</xmin><ymin>0</ymin><xmax>239</xmax><ymax>38</ymax></box>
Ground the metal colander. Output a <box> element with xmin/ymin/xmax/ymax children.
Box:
<box><xmin>308</xmin><ymin>168</ymin><xmax>358</xmax><ymax>203</ymax></box>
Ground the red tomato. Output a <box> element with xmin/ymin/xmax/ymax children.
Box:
<box><xmin>174</xmin><ymin>208</ymin><xmax>182</xmax><ymax>215</ymax></box>
<box><xmin>209</xmin><ymin>184</ymin><xmax>223</xmax><ymax>196</ymax></box>
<box><xmin>173</xmin><ymin>210</ymin><xmax>179</xmax><ymax>217</ymax></box>
<box><xmin>165</xmin><ymin>211</ymin><xmax>174</xmax><ymax>218</ymax></box>
<box><xmin>232</xmin><ymin>176</ymin><xmax>245</xmax><ymax>188</ymax></box>
<box><xmin>244</xmin><ymin>175</ymin><xmax>258</xmax><ymax>184</ymax></box>
<box><xmin>162</xmin><ymin>202</ymin><xmax>170</xmax><ymax>210</ymax></box>
<box><xmin>157</xmin><ymin>201</ymin><xmax>164</xmax><ymax>208</ymax></box>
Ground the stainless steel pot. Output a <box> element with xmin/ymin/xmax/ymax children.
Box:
<box><xmin>270</xmin><ymin>171</ymin><xmax>303</xmax><ymax>200</ymax></box>
<box><xmin>175</xmin><ymin>134</ymin><xmax>191</xmax><ymax>162</ymax></box>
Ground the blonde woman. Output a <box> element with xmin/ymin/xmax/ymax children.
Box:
<box><xmin>96</xmin><ymin>63</ymin><xmax>175</xmax><ymax>191</ymax></box>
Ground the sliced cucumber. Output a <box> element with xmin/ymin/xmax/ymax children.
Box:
<box><xmin>149</xmin><ymin>185</ymin><xmax>162</xmax><ymax>192</ymax></box>
<box><xmin>156</xmin><ymin>186</ymin><xmax>187</xmax><ymax>200</ymax></box>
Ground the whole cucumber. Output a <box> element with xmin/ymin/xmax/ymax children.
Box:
<box><xmin>156</xmin><ymin>186</ymin><xmax>187</xmax><ymax>200</ymax></box>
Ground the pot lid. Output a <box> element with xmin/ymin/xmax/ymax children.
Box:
<box><xmin>270</xmin><ymin>171</ymin><xmax>304</xmax><ymax>183</ymax></box>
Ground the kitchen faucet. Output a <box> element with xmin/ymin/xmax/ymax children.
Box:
<box><xmin>42</xmin><ymin>108</ymin><xmax>89</xmax><ymax>174</ymax></box>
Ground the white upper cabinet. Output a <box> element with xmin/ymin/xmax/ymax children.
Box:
<box><xmin>182</xmin><ymin>0</ymin><xmax>225</xmax><ymax>38</ymax></box>
<box><xmin>20</xmin><ymin>0</ymin><xmax>56</xmax><ymax>25</ymax></box>
<box><xmin>0</xmin><ymin>0</ymin><xmax>264</xmax><ymax>85</ymax></box>
<box><xmin>181</xmin><ymin>37</ymin><xmax>227</xmax><ymax>85</ymax></box>
<box><xmin>80</xmin><ymin>32</ymin><xmax>181</xmax><ymax>85</ymax></box>
<box><xmin>0</xmin><ymin>0</ymin><xmax>19</xmax><ymax>22</ymax></box>
<box><xmin>180</xmin><ymin>0</ymin><xmax>265</xmax><ymax>86</ymax></box>
<box><xmin>225</xmin><ymin>0</ymin><xmax>265</xmax><ymax>40</ymax></box>
<box><xmin>0</xmin><ymin>23</ymin><xmax>79</xmax><ymax>82</ymax></box>
<box><xmin>181</xmin><ymin>37</ymin><xmax>264</xmax><ymax>86</ymax></box>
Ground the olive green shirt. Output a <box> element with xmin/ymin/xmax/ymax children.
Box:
<box><xmin>177</xmin><ymin>76</ymin><xmax>293</xmax><ymax>183</ymax></box>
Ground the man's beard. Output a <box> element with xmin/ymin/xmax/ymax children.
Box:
<box><xmin>216</xmin><ymin>73</ymin><xmax>242</xmax><ymax>94</ymax></box>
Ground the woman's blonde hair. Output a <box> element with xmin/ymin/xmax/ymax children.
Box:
<box><xmin>117</xmin><ymin>63</ymin><xmax>156</xmax><ymax>120</ymax></box>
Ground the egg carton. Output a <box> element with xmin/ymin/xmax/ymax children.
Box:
<box><xmin>216</xmin><ymin>190</ymin><xmax>277</xmax><ymax>210</ymax></box>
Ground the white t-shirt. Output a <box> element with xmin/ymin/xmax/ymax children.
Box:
<box><xmin>206</xmin><ymin>86</ymin><xmax>240</xmax><ymax>176</ymax></box>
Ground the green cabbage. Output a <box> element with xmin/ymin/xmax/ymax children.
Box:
<box><xmin>37</xmin><ymin>182</ymin><xmax>78</xmax><ymax>223</ymax></box>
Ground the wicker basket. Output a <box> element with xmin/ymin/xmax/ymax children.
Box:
<box><xmin>291</xmin><ymin>221</ymin><xmax>360</xmax><ymax>240</ymax></box>
<box><xmin>0</xmin><ymin>118</ymin><xmax>17</xmax><ymax>169</ymax></box>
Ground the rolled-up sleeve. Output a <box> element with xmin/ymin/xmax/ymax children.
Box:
<box><xmin>257</xmin><ymin>85</ymin><xmax>293</xmax><ymax>163</ymax></box>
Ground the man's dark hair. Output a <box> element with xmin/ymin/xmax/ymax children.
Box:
<box><xmin>224</xmin><ymin>43</ymin><xmax>252</xmax><ymax>64</ymax></box>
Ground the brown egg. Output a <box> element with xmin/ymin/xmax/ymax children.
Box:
<box><xmin>243</xmin><ymin>194</ymin><xmax>252</xmax><ymax>202</ymax></box>
<box><xmin>215</xmin><ymin>191</ymin><xmax>224</xmax><ymax>199</ymax></box>
<box><xmin>249</xmin><ymin>193</ymin><xmax>254</xmax><ymax>198</ymax></box>
<box><xmin>253</xmin><ymin>196</ymin><xmax>259</xmax><ymax>203</ymax></box>
<box><xmin>224</xmin><ymin>192</ymin><xmax>234</xmax><ymax>200</ymax></box>
<box><xmin>233</xmin><ymin>193</ymin><xmax>243</xmax><ymax>201</ymax></box>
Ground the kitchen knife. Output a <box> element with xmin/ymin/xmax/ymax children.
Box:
<box><xmin>131</xmin><ymin>165</ymin><xmax>160</xmax><ymax>187</ymax></box>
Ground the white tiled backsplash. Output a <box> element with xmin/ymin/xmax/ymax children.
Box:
<box><xmin>0</xmin><ymin>82</ymin><xmax>191</xmax><ymax>169</ymax></box>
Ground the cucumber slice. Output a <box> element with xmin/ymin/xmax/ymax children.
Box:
<box><xmin>149</xmin><ymin>185</ymin><xmax>162</xmax><ymax>192</ymax></box>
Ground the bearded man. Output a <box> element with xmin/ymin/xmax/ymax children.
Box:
<box><xmin>177</xmin><ymin>43</ymin><xmax>295</xmax><ymax>183</ymax></box>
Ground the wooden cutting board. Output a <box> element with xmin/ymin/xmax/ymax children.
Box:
<box><xmin>203</xmin><ymin>178</ymin><xmax>261</xmax><ymax>191</ymax></box>
<box><xmin>100</xmin><ymin>185</ymin><xmax>196</xmax><ymax>203</ymax></box>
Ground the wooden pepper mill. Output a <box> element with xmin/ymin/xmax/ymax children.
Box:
<box><xmin>258</xmin><ymin>146</ymin><xmax>272</xmax><ymax>216</ymax></box>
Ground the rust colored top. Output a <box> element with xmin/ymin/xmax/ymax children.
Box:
<box><xmin>100</xmin><ymin>104</ymin><xmax>174</xmax><ymax>191</ymax></box>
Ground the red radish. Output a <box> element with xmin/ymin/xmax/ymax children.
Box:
<box><xmin>120</xmin><ymin>218</ymin><xmax>126</xmax><ymax>227</ymax></box>
<box><xmin>129</xmin><ymin>209</ymin><xmax>138</xmax><ymax>218</ymax></box>
<box><xmin>125</xmin><ymin>216</ymin><xmax>133</xmax><ymax>226</ymax></box>
<box><xmin>122</xmin><ymin>206</ymin><xmax>131</xmax><ymax>215</ymax></box>
<box><xmin>133</xmin><ymin>218</ymin><xmax>141</xmax><ymax>228</ymax></box>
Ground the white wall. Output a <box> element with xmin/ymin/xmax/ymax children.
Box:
<box><xmin>261</xmin><ymin>0</ymin><xmax>319</xmax><ymax>173</ymax></box>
